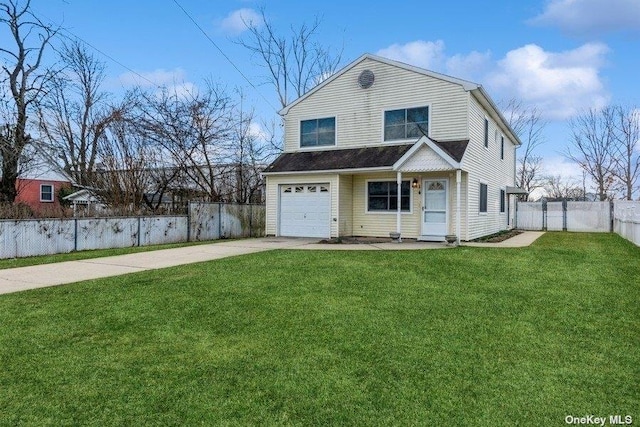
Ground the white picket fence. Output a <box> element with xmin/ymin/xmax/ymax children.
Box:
<box><xmin>516</xmin><ymin>200</ymin><xmax>640</xmax><ymax>246</ymax></box>
<box><xmin>613</xmin><ymin>201</ymin><xmax>640</xmax><ymax>246</ymax></box>
<box><xmin>0</xmin><ymin>202</ymin><xmax>265</xmax><ymax>259</ymax></box>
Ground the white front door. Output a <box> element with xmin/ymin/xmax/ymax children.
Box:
<box><xmin>422</xmin><ymin>179</ymin><xmax>448</xmax><ymax>238</ymax></box>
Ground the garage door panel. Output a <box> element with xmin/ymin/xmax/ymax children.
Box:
<box><xmin>280</xmin><ymin>184</ymin><xmax>330</xmax><ymax>238</ymax></box>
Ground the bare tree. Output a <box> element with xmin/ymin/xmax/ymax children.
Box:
<box><xmin>501</xmin><ymin>99</ymin><xmax>546</xmax><ymax>196</ymax></box>
<box><xmin>565</xmin><ymin>107</ymin><xmax>617</xmax><ymax>201</ymax></box>
<box><xmin>544</xmin><ymin>174</ymin><xmax>585</xmax><ymax>200</ymax></box>
<box><xmin>226</xmin><ymin>91</ymin><xmax>273</xmax><ymax>203</ymax></box>
<box><xmin>134</xmin><ymin>82</ymin><xmax>235</xmax><ymax>202</ymax></box>
<box><xmin>610</xmin><ymin>105</ymin><xmax>640</xmax><ymax>200</ymax></box>
<box><xmin>38</xmin><ymin>41</ymin><xmax>119</xmax><ymax>187</ymax></box>
<box><xmin>0</xmin><ymin>0</ymin><xmax>58</xmax><ymax>202</ymax></box>
<box><xmin>239</xmin><ymin>8</ymin><xmax>342</xmax><ymax>109</ymax></box>
<box><xmin>93</xmin><ymin>115</ymin><xmax>148</xmax><ymax>212</ymax></box>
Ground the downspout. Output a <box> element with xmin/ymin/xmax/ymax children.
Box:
<box><xmin>397</xmin><ymin>171</ymin><xmax>402</xmax><ymax>242</ymax></box>
<box><xmin>456</xmin><ymin>169</ymin><xmax>461</xmax><ymax>245</ymax></box>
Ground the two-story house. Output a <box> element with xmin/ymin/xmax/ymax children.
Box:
<box><xmin>263</xmin><ymin>54</ymin><xmax>522</xmax><ymax>242</ymax></box>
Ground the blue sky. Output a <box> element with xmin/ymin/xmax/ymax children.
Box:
<box><xmin>30</xmin><ymin>0</ymin><xmax>640</xmax><ymax>181</ymax></box>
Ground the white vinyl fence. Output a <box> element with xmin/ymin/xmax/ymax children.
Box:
<box><xmin>614</xmin><ymin>201</ymin><xmax>640</xmax><ymax>246</ymax></box>
<box><xmin>0</xmin><ymin>202</ymin><xmax>265</xmax><ymax>259</ymax></box>
<box><xmin>516</xmin><ymin>200</ymin><xmax>640</xmax><ymax>246</ymax></box>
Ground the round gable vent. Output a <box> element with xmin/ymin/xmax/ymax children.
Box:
<box><xmin>358</xmin><ymin>69</ymin><xmax>375</xmax><ymax>89</ymax></box>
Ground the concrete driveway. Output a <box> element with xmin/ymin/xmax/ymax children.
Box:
<box><xmin>0</xmin><ymin>232</ymin><xmax>543</xmax><ymax>295</ymax></box>
<box><xmin>0</xmin><ymin>238</ymin><xmax>314</xmax><ymax>295</ymax></box>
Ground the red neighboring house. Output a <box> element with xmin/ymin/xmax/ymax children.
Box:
<box><xmin>15</xmin><ymin>177</ymin><xmax>71</xmax><ymax>215</ymax></box>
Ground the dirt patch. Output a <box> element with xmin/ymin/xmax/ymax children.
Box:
<box><xmin>472</xmin><ymin>229</ymin><xmax>523</xmax><ymax>243</ymax></box>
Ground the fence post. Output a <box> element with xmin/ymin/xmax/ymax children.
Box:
<box><xmin>610</xmin><ymin>200</ymin><xmax>614</xmax><ymax>233</ymax></box>
<box><xmin>514</xmin><ymin>198</ymin><xmax>518</xmax><ymax>229</ymax></box>
<box><xmin>562</xmin><ymin>200</ymin><xmax>567</xmax><ymax>231</ymax></box>
<box><xmin>186</xmin><ymin>202</ymin><xmax>191</xmax><ymax>242</ymax></box>
<box><xmin>542</xmin><ymin>201</ymin><xmax>547</xmax><ymax>231</ymax></box>
<box><xmin>218</xmin><ymin>203</ymin><xmax>222</xmax><ymax>239</ymax></box>
<box><xmin>137</xmin><ymin>216</ymin><xmax>142</xmax><ymax>247</ymax></box>
<box><xmin>249</xmin><ymin>204</ymin><xmax>253</xmax><ymax>238</ymax></box>
<box><xmin>74</xmin><ymin>218</ymin><xmax>78</xmax><ymax>252</ymax></box>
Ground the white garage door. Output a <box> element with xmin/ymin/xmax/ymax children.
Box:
<box><xmin>279</xmin><ymin>184</ymin><xmax>331</xmax><ymax>238</ymax></box>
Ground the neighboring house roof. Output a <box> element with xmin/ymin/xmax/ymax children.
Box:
<box><xmin>264</xmin><ymin>138</ymin><xmax>468</xmax><ymax>174</ymax></box>
<box><xmin>279</xmin><ymin>53</ymin><xmax>521</xmax><ymax>147</ymax></box>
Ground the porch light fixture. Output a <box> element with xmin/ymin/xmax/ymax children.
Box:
<box><xmin>412</xmin><ymin>178</ymin><xmax>420</xmax><ymax>189</ymax></box>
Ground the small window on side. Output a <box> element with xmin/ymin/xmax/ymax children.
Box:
<box><xmin>484</xmin><ymin>118</ymin><xmax>489</xmax><ymax>148</ymax></box>
<box><xmin>40</xmin><ymin>184</ymin><xmax>54</xmax><ymax>202</ymax></box>
<box><xmin>479</xmin><ymin>183</ymin><xmax>488</xmax><ymax>213</ymax></box>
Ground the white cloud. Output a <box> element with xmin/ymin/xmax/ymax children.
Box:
<box><xmin>249</xmin><ymin>122</ymin><xmax>268</xmax><ymax>142</ymax></box>
<box><xmin>118</xmin><ymin>68</ymin><xmax>187</xmax><ymax>88</ymax></box>
<box><xmin>376</xmin><ymin>40</ymin><xmax>446</xmax><ymax>70</ymax></box>
<box><xmin>487</xmin><ymin>43</ymin><xmax>610</xmax><ymax>120</ymax></box>
<box><xmin>542</xmin><ymin>155</ymin><xmax>584</xmax><ymax>180</ymax></box>
<box><xmin>529</xmin><ymin>0</ymin><xmax>640</xmax><ymax>35</ymax></box>
<box><xmin>376</xmin><ymin>40</ymin><xmax>611</xmax><ymax>121</ymax></box>
<box><xmin>219</xmin><ymin>8</ymin><xmax>262</xmax><ymax>35</ymax></box>
<box><xmin>445</xmin><ymin>51</ymin><xmax>492</xmax><ymax>82</ymax></box>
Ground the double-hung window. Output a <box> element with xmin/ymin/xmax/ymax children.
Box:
<box><xmin>40</xmin><ymin>184</ymin><xmax>54</xmax><ymax>202</ymax></box>
<box><xmin>384</xmin><ymin>106</ymin><xmax>429</xmax><ymax>141</ymax></box>
<box><xmin>300</xmin><ymin>117</ymin><xmax>335</xmax><ymax>147</ymax></box>
<box><xmin>500</xmin><ymin>135</ymin><xmax>505</xmax><ymax>160</ymax></box>
<box><xmin>479</xmin><ymin>183</ymin><xmax>488</xmax><ymax>213</ymax></box>
<box><xmin>367</xmin><ymin>181</ymin><xmax>410</xmax><ymax>212</ymax></box>
<box><xmin>500</xmin><ymin>189</ymin><xmax>506</xmax><ymax>213</ymax></box>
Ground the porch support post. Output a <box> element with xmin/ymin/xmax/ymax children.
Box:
<box><xmin>396</xmin><ymin>171</ymin><xmax>402</xmax><ymax>242</ymax></box>
<box><xmin>456</xmin><ymin>169</ymin><xmax>461</xmax><ymax>244</ymax></box>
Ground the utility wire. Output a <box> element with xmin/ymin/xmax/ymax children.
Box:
<box><xmin>32</xmin><ymin>7</ymin><xmax>171</xmax><ymax>89</ymax></box>
<box><xmin>170</xmin><ymin>0</ymin><xmax>279</xmax><ymax>113</ymax></box>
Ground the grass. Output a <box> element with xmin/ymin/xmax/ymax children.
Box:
<box><xmin>0</xmin><ymin>239</ymin><xmax>221</xmax><ymax>270</ymax></box>
<box><xmin>0</xmin><ymin>232</ymin><xmax>638</xmax><ymax>425</ymax></box>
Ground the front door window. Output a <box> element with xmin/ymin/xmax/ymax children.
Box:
<box><xmin>422</xmin><ymin>179</ymin><xmax>447</xmax><ymax>236</ymax></box>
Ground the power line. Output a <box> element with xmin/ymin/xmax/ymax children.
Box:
<box><xmin>32</xmin><ymin>7</ymin><xmax>169</xmax><ymax>89</ymax></box>
<box><xmin>170</xmin><ymin>0</ymin><xmax>279</xmax><ymax>113</ymax></box>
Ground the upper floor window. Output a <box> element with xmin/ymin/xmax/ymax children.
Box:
<box><xmin>40</xmin><ymin>184</ymin><xmax>54</xmax><ymax>202</ymax></box>
<box><xmin>500</xmin><ymin>135</ymin><xmax>505</xmax><ymax>160</ymax></box>
<box><xmin>300</xmin><ymin>117</ymin><xmax>335</xmax><ymax>147</ymax></box>
<box><xmin>384</xmin><ymin>106</ymin><xmax>429</xmax><ymax>141</ymax></box>
<box><xmin>484</xmin><ymin>118</ymin><xmax>489</xmax><ymax>148</ymax></box>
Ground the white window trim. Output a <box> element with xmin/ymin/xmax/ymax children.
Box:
<box><xmin>380</xmin><ymin>103</ymin><xmax>431</xmax><ymax>143</ymax></box>
<box><xmin>364</xmin><ymin>179</ymin><xmax>413</xmax><ymax>215</ymax></box>
<box><xmin>40</xmin><ymin>184</ymin><xmax>54</xmax><ymax>202</ymax></box>
<box><xmin>298</xmin><ymin>116</ymin><xmax>337</xmax><ymax>150</ymax></box>
<box><xmin>479</xmin><ymin>181</ymin><xmax>488</xmax><ymax>215</ymax></box>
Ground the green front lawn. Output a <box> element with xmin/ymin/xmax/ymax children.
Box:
<box><xmin>0</xmin><ymin>233</ymin><xmax>637</xmax><ymax>425</ymax></box>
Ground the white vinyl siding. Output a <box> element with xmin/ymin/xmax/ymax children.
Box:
<box><xmin>338</xmin><ymin>175</ymin><xmax>353</xmax><ymax>236</ymax></box>
<box><xmin>463</xmin><ymin>94</ymin><xmax>516</xmax><ymax>240</ymax></box>
<box><xmin>283</xmin><ymin>58</ymin><xmax>469</xmax><ymax>152</ymax></box>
